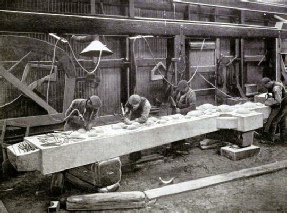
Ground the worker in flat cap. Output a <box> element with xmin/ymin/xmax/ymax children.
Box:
<box><xmin>169</xmin><ymin>80</ymin><xmax>197</xmax><ymax>155</ymax></box>
<box><xmin>172</xmin><ymin>80</ymin><xmax>196</xmax><ymax>115</ymax></box>
<box><xmin>124</xmin><ymin>94</ymin><xmax>151</xmax><ymax>168</ymax></box>
<box><xmin>261</xmin><ymin>77</ymin><xmax>287</xmax><ymax>144</ymax></box>
<box><xmin>124</xmin><ymin>94</ymin><xmax>151</xmax><ymax>124</ymax></box>
<box><xmin>64</xmin><ymin>95</ymin><xmax>102</xmax><ymax>131</ymax></box>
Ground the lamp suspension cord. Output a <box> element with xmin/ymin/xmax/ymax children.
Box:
<box><xmin>91</xmin><ymin>49</ymin><xmax>102</xmax><ymax>73</ymax></box>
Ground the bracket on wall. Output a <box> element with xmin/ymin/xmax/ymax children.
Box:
<box><xmin>151</xmin><ymin>62</ymin><xmax>166</xmax><ymax>81</ymax></box>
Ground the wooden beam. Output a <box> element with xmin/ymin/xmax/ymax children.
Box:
<box><xmin>190</xmin><ymin>65</ymin><xmax>216</xmax><ymax>73</ymax></box>
<box><xmin>76</xmin><ymin>59</ymin><xmax>125</xmax><ymax>68</ymax></box>
<box><xmin>0</xmin><ymin>10</ymin><xmax>285</xmax><ymax>38</ymax></box>
<box><xmin>67</xmin><ymin>191</ymin><xmax>146</xmax><ymax>211</ymax></box>
<box><xmin>95</xmin><ymin>0</ymin><xmax>287</xmax><ymax>16</ymax></box>
<box><xmin>63</xmin><ymin>75</ymin><xmax>76</xmax><ymax>113</ymax></box>
<box><xmin>0</xmin><ymin>201</ymin><xmax>8</xmax><ymax>213</ymax></box>
<box><xmin>244</xmin><ymin>55</ymin><xmax>266</xmax><ymax>62</ymax></box>
<box><xmin>0</xmin><ymin>114</ymin><xmax>64</xmax><ymax>128</ymax></box>
<box><xmin>172</xmin><ymin>0</ymin><xmax>287</xmax><ymax>16</ymax></box>
<box><xmin>144</xmin><ymin>159</ymin><xmax>287</xmax><ymax>200</ymax></box>
<box><xmin>136</xmin><ymin>58</ymin><xmax>166</xmax><ymax>67</ymax></box>
<box><xmin>0</xmin><ymin>65</ymin><xmax>57</xmax><ymax>114</ymax></box>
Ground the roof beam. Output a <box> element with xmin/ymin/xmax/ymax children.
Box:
<box><xmin>171</xmin><ymin>0</ymin><xmax>287</xmax><ymax>14</ymax></box>
<box><xmin>96</xmin><ymin>0</ymin><xmax>287</xmax><ymax>18</ymax></box>
<box><xmin>0</xmin><ymin>10</ymin><xmax>286</xmax><ymax>38</ymax></box>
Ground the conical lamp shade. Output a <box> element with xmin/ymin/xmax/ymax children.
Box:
<box><xmin>80</xmin><ymin>40</ymin><xmax>113</xmax><ymax>57</ymax></box>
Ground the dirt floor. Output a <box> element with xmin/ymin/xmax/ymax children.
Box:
<box><xmin>1</xmin><ymin>136</ymin><xmax>287</xmax><ymax>212</ymax></box>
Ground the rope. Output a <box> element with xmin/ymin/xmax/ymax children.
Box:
<box><xmin>0</xmin><ymin>95</ymin><xmax>21</xmax><ymax>108</ymax></box>
<box><xmin>91</xmin><ymin>49</ymin><xmax>102</xmax><ymax>73</ymax></box>
<box><xmin>197</xmin><ymin>72</ymin><xmax>238</xmax><ymax>100</ymax></box>
<box><xmin>66</xmin><ymin>41</ymin><xmax>96</xmax><ymax>74</ymax></box>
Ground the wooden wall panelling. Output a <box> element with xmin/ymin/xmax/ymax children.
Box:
<box><xmin>244</xmin><ymin>39</ymin><xmax>265</xmax><ymax>86</ymax></box>
<box><xmin>189</xmin><ymin>40</ymin><xmax>216</xmax><ymax>105</ymax></box>
<box><xmin>132</xmin><ymin>37</ymin><xmax>167</xmax><ymax>105</ymax></box>
<box><xmin>136</xmin><ymin>65</ymin><xmax>165</xmax><ymax>105</ymax></box>
<box><xmin>96</xmin><ymin>68</ymin><xmax>121</xmax><ymax>115</ymax></box>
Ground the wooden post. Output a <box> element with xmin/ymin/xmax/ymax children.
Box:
<box><xmin>215</xmin><ymin>38</ymin><xmax>221</xmax><ymax>104</ymax></box>
<box><xmin>50</xmin><ymin>172</ymin><xmax>64</xmax><ymax>195</ymax></box>
<box><xmin>184</xmin><ymin>4</ymin><xmax>191</xmax><ymax>21</ymax></box>
<box><xmin>62</xmin><ymin>76</ymin><xmax>76</xmax><ymax>113</ymax></box>
<box><xmin>275</xmin><ymin>37</ymin><xmax>281</xmax><ymax>81</ymax></box>
<box><xmin>222</xmin><ymin>65</ymin><xmax>227</xmax><ymax>93</ymax></box>
<box><xmin>120</xmin><ymin>0</ymin><xmax>126</xmax><ymax>16</ymax></box>
<box><xmin>129</xmin><ymin>38</ymin><xmax>137</xmax><ymax>95</ymax></box>
<box><xmin>128</xmin><ymin>0</ymin><xmax>135</xmax><ymax>18</ymax></box>
<box><xmin>120</xmin><ymin>37</ymin><xmax>130</xmax><ymax>104</ymax></box>
<box><xmin>0</xmin><ymin>120</ymin><xmax>7</xmax><ymax>165</ymax></box>
<box><xmin>90</xmin><ymin>0</ymin><xmax>96</xmax><ymax>15</ymax></box>
<box><xmin>166</xmin><ymin>38</ymin><xmax>175</xmax><ymax>89</ymax></box>
<box><xmin>240</xmin><ymin>10</ymin><xmax>246</xmax><ymax>95</ymax></box>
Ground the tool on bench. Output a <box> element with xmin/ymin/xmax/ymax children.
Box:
<box><xmin>121</xmin><ymin>103</ymin><xmax>126</xmax><ymax>118</ymax></box>
<box><xmin>64</xmin><ymin>109</ymin><xmax>87</xmax><ymax>126</ymax></box>
<box><xmin>169</xmin><ymin>96</ymin><xmax>177</xmax><ymax>108</ymax></box>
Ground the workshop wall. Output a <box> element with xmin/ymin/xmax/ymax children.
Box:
<box><xmin>0</xmin><ymin>0</ymin><xmax>280</xmax><ymax>120</ymax></box>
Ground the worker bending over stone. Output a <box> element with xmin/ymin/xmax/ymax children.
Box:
<box><xmin>64</xmin><ymin>95</ymin><xmax>120</xmax><ymax>192</ymax></box>
<box><xmin>169</xmin><ymin>80</ymin><xmax>197</xmax><ymax>155</ymax></box>
<box><xmin>261</xmin><ymin>77</ymin><xmax>287</xmax><ymax>144</ymax></box>
<box><xmin>64</xmin><ymin>95</ymin><xmax>102</xmax><ymax>131</ymax></box>
<box><xmin>124</xmin><ymin>94</ymin><xmax>151</xmax><ymax>124</ymax></box>
<box><xmin>124</xmin><ymin>94</ymin><xmax>151</xmax><ymax>168</ymax></box>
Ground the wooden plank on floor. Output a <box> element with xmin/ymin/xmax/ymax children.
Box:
<box><xmin>66</xmin><ymin>191</ymin><xmax>146</xmax><ymax>211</ymax></box>
<box><xmin>0</xmin><ymin>200</ymin><xmax>8</xmax><ymax>213</ymax></box>
<box><xmin>144</xmin><ymin>160</ymin><xmax>287</xmax><ymax>200</ymax></box>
